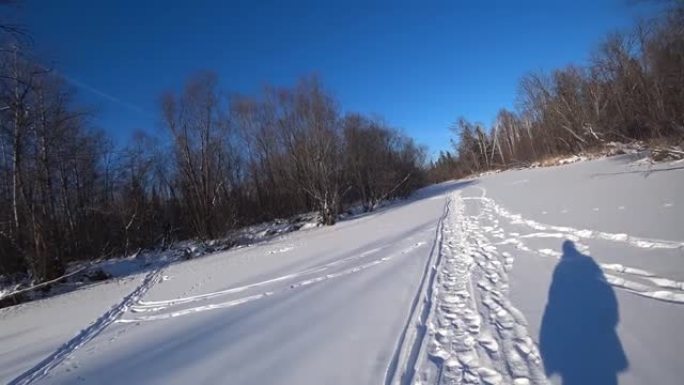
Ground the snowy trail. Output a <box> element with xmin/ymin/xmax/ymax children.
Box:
<box><xmin>120</xmin><ymin>241</ymin><xmax>428</xmax><ymax>323</ymax></box>
<box><xmin>460</xmin><ymin>158</ymin><xmax>684</xmax><ymax>385</ymax></box>
<box><xmin>130</xmin><ymin>245</ymin><xmax>389</xmax><ymax>311</ymax></box>
<box><xmin>385</xmin><ymin>196</ymin><xmax>450</xmax><ymax>385</ymax></box>
<box><xmin>2</xmin><ymin>157</ymin><xmax>682</xmax><ymax>385</ymax></box>
<box><xmin>390</xmin><ymin>158</ymin><xmax>683</xmax><ymax>385</ymax></box>
<box><xmin>464</xmin><ymin>188</ymin><xmax>684</xmax><ymax>250</ymax></box>
<box><xmin>397</xmin><ymin>192</ymin><xmax>547</xmax><ymax>385</ymax></box>
<box><xmin>470</xmin><ymin>189</ymin><xmax>684</xmax><ymax>304</ymax></box>
<box><xmin>1</xmin><ymin>181</ymin><xmax>461</xmax><ymax>385</ymax></box>
<box><xmin>8</xmin><ymin>264</ymin><xmax>169</xmax><ymax>385</ymax></box>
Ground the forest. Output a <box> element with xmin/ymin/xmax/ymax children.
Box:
<box><xmin>429</xmin><ymin>4</ymin><xmax>684</xmax><ymax>182</ymax></box>
<box><xmin>0</xmin><ymin>43</ymin><xmax>426</xmax><ymax>282</ymax></box>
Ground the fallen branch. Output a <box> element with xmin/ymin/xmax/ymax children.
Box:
<box><xmin>652</xmin><ymin>147</ymin><xmax>684</xmax><ymax>160</ymax></box>
<box><xmin>0</xmin><ymin>265</ymin><xmax>89</xmax><ymax>301</ymax></box>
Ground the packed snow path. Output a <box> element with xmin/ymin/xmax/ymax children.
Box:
<box><xmin>1</xmin><ymin>154</ymin><xmax>683</xmax><ymax>384</ymax></box>
<box><xmin>392</xmin><ymin>191</ymin><xmax>548</xmax><ymax>385</ymax></box>
<box><xmin>396</xmin><ymin>184</ymin><xmax>684</xmax><ymax>385</ymax></box>
<box><xmin>1</xmin><ymin>179</ymin><xmax>459</xmax><ymax>384</ymax></box>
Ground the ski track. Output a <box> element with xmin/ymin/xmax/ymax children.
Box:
<box><xmin>119</xmin><ymin>241</ymin><xmax>429</xmax><ymax>323</ymax></box>
<box><xmin>385</xmin><ymin>195</ymin><xmax>451</xmax><ymax>385</ymax></box>
<box><xmin>471</xmin><ymin>189</ymin><xmax>684</xmax><ymax>305</ymax></box>
<box><xmin>8</xmin><ymin>265</ymin><xmax>169</xmax><ymax>385</ymax></box>
<box><xmin>9</xmin><ymin>222</ymin><xmax>436</xmax><ymax>382</ymax></box>
<box><xmin>406</xmin><ymin>191</ymin><xmax>547</xmax><ymax>385</ymax></box>
<box><xmin>462</xmin><ymin>190</ymin><xmax>684</xmax><ymax>250</ymax></box>
<box><xmin>499</xmin><ymin>236</ymin><xmax>684</xmax><ymax>304</ymax></box>
<box><xmin>132</xmin><ymin>246</ymin><xmax>388</xmax><ymax>311</ymax></box>
<box><xmin>267</xmin><ymin>245</ymin><xmax>295</xmax><ymax>254</ymax></box>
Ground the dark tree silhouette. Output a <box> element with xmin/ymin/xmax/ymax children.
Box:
<box><xmin>429</xmin><ymin>2</ymin><xmax>684</xmax><ymax>183</ymax></box>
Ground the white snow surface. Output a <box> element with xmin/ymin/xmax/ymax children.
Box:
<box><xmin>1</xmin><ymin>153</ymin><xmax>683</xmax><ymax>385</ymax></box>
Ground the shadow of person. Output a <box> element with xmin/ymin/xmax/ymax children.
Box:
<box><xmin>540</xmin><ymin>240</ymin><xmax>628</xmax><ymax>385</ymax></box>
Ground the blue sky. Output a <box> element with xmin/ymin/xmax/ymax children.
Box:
<box><xmin>9</xmin><ymin>0</ymin><xmax>661</xmax><ymax>157</ymax></box>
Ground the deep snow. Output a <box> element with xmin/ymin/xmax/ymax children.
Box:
<box><xmin>0</xmin><ymin>153</ymin><xmax>682</xmax><ymax>385</ymax></box>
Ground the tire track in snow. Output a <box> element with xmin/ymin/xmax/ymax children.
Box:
<box><xmin>472</xmin><ymin>194</ymin><xmax>684</xmax><ymax>305</ymax></box>
<box><xmin>463</xmin><ymin>191</ymin><xmax>684</xmax><ymax>250</ymax></box>
<box><xmin>8</xmin><ymin>266</ymin><xmax>168</xmax><ymax>385</ymax></box>
<box><xmin>500</xmin><ymin>236</ymin><xmax>684</xmax><ymax>304</ymax></box>
<box><xmin>385</xmin><ymin>195</ymin><xmax>451</xmax><ymax>385</ymax></box>
<box><xmin>119</xmin><ymin>241</ymin><xmax>429</xmax><ymax>323</ymax></box>
<box><xmin>131</xmin><ymin>245</ymin><xmax>388</xmax><ymax>311</ymax></box>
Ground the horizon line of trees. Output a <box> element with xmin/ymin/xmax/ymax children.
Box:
<box><xmin>429</xmin><ymin>3</ymin><xmax>684</xmax><ymax>182</ymax></box>
<box><xmin>0</xmin><ymin>42</ymin><xmax>426</xmax><ymax>283</ymax></box>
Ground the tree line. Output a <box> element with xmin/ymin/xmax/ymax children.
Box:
<box><xmin>429</xmin><ymin>3</ymin><xmax>684</xmax><ymax>181</ymax></box>
<box><xmin>0</xmin><ymin>45</ymin><xmax>426</xmax><ymax>283</ymax></box>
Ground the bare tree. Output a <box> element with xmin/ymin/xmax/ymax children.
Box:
<box><xmin>161</xmin><ymin>72</ymin><xmax>238</xmax><ymax>238</ymax></box>
<box><xmin>275</xmin><ymin>78</ymin><xmax>343</xmax><ymax>225</ymax></box>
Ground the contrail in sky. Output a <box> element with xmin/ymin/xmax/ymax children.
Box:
<box><xmin>60</xmin><ymin>73</ymin><xmax>153</xmax><ymax>117</ymax></box>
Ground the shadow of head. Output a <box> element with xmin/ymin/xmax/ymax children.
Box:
<box><xmin>539</xmin><ymin>240</ymin><xmax>628</xmax><ymax>385</ymax></box>
<box><xmin>561</xmin><ymin>239</ymin><xmax>577</xmax><ymax>256</ymax></box>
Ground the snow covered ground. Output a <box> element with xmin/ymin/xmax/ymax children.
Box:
<box><xmin>0</xmin><ymin>212</ymin><xmax>321</xmax><ymax>306</ymax></box>
<box><xmin>1</xmin><ymin>153</ymin><xmax>682</xmax><ymax>384</ymax></box>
